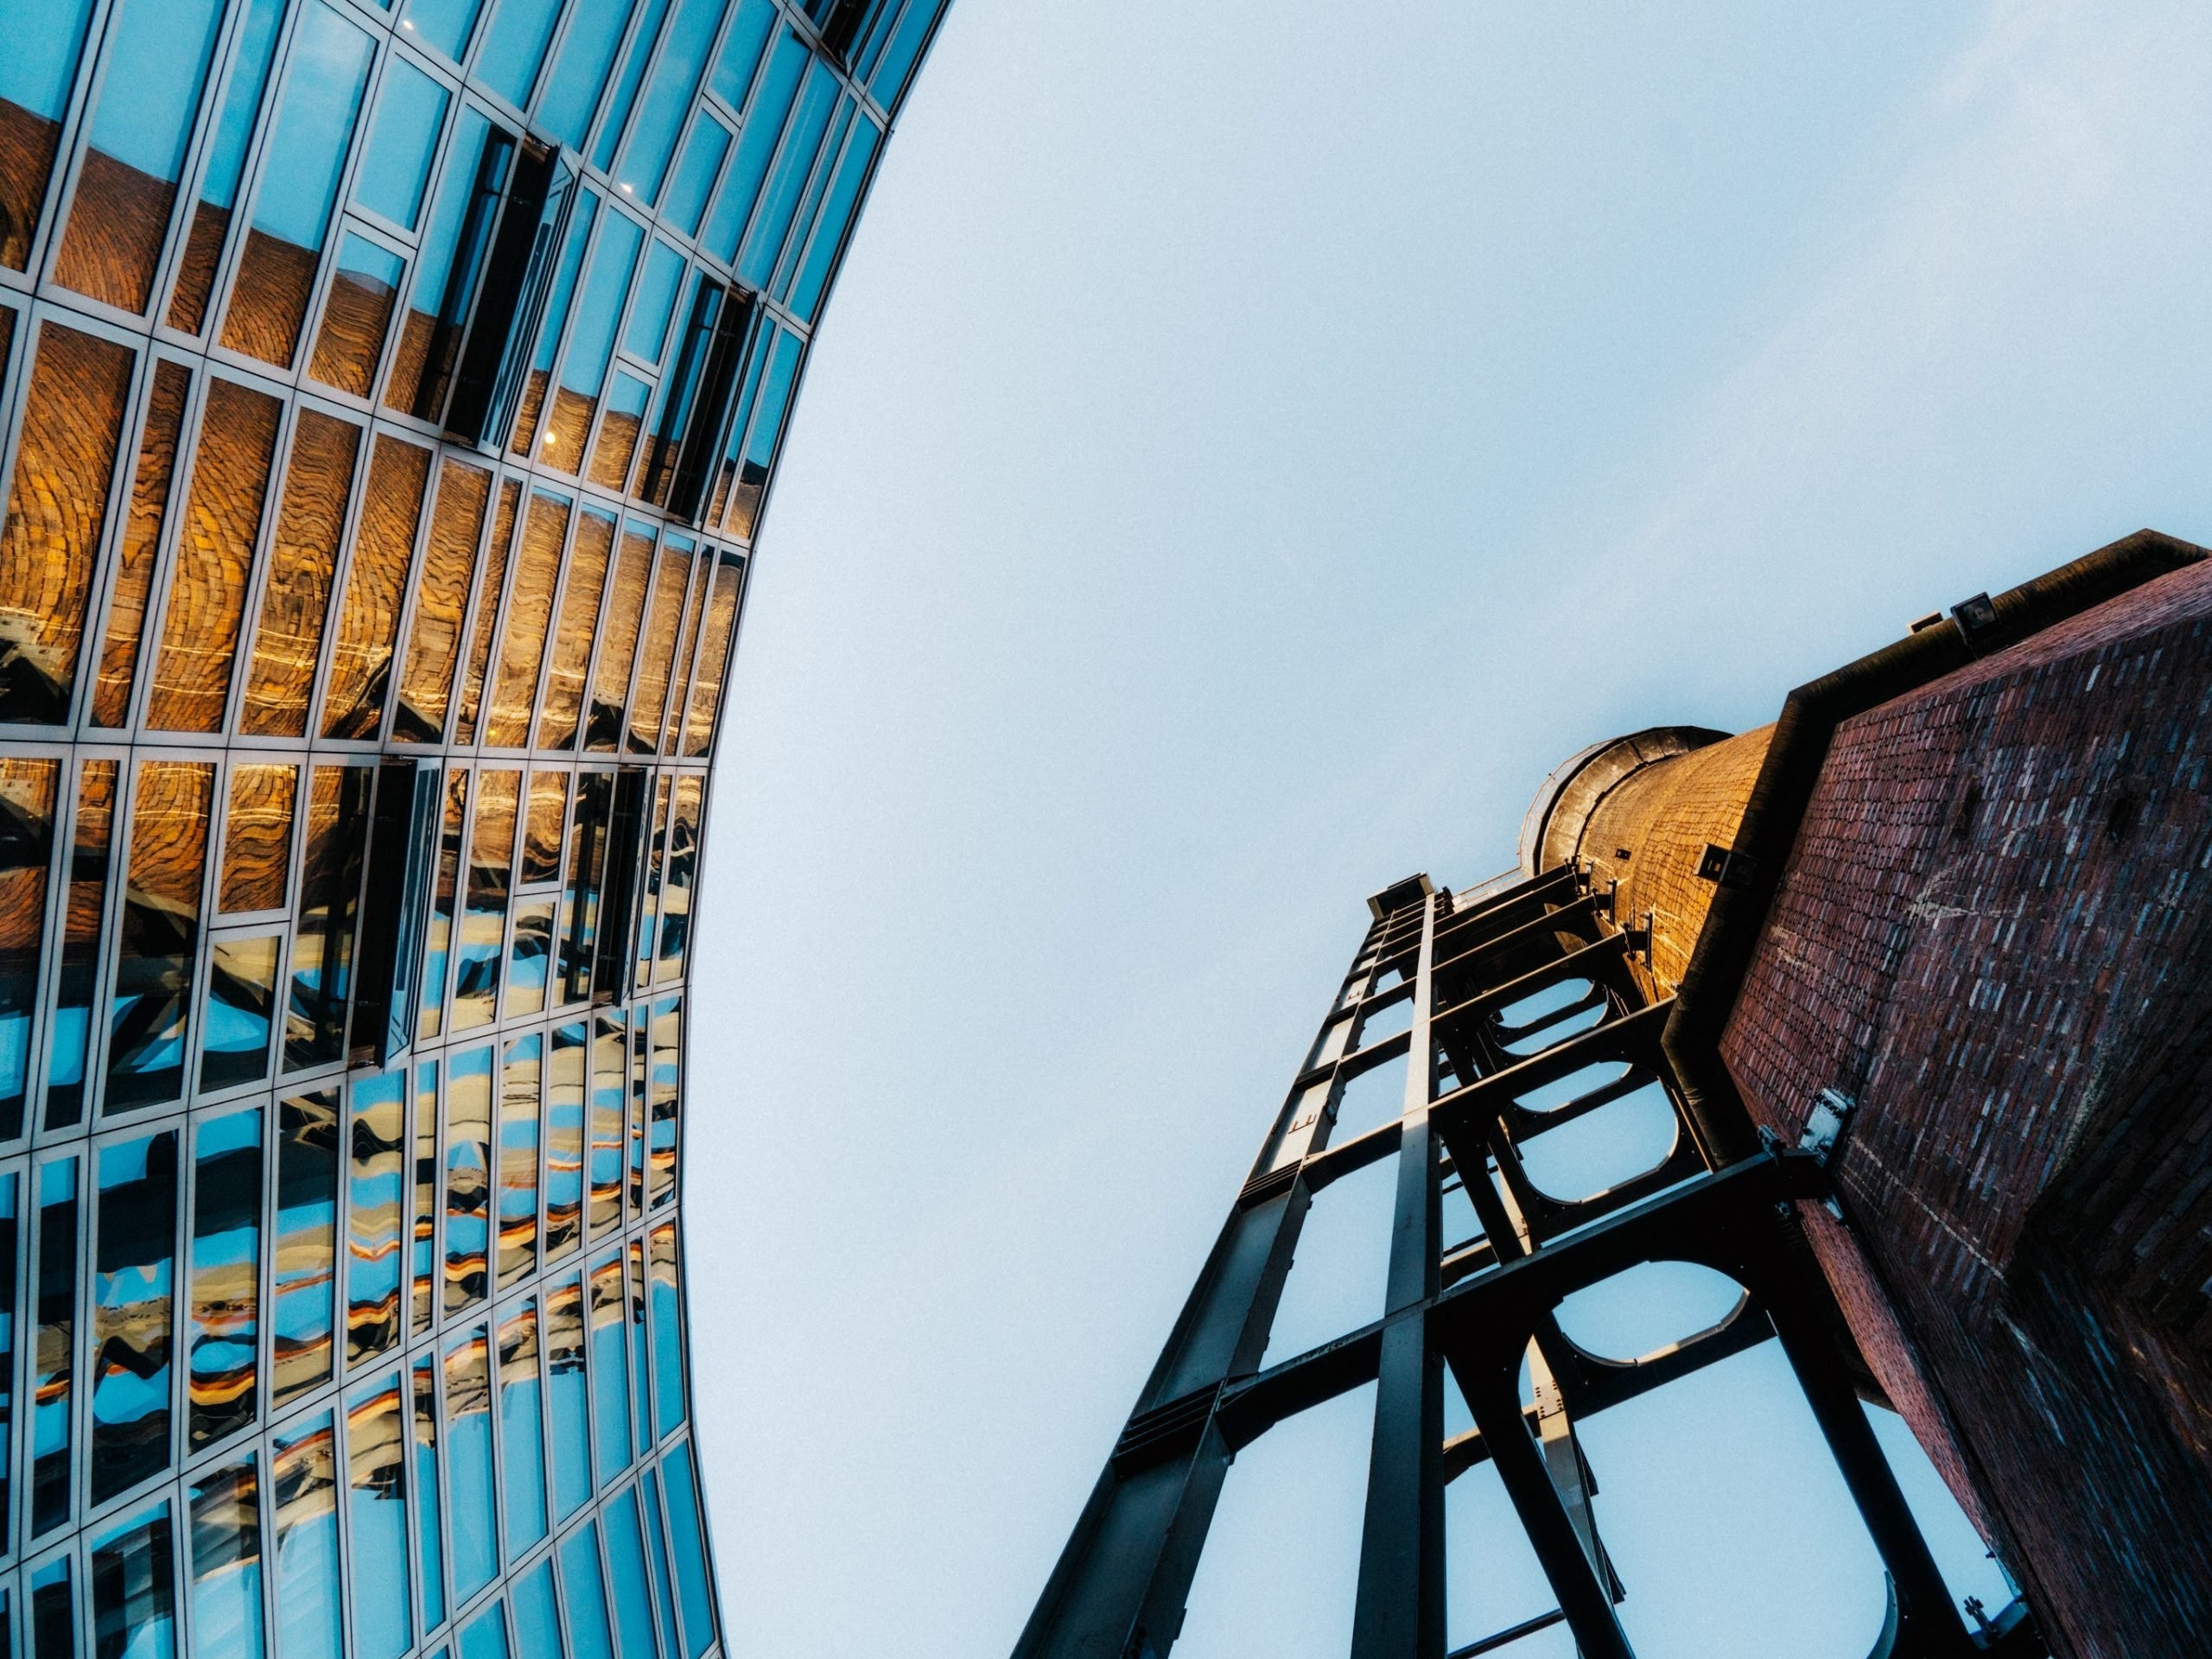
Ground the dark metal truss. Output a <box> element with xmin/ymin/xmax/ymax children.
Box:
<box><xmin>1015</xmin><ymin>865</ymin><xmax>2035</xmax><ymax>1659</ymax></box>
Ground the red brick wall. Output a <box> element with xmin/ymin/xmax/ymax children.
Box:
<box><xmin>1720</xmin><ymin>559</ymin><xmax>2212</xmax><ymax>1659</ymax></box>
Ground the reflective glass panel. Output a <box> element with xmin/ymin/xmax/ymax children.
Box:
<box><xmin>662</xmin><ymin>1441</ymin><xmax>715</xmax><ymax>1657</ymax></box>
<box><xmin>654</xmin><ymin>785</ymin><xmax>701</xmax><ymax>980</ymax></box>
<box><xmin>92</xmin><ymin>359</ymin><xmax>192</xmax><ymax>727</ymax></box>
<box><xmin>0</xmin><ymin>1173</ymin><xmax>15</xmax><ymax>1551</ymax></box>
<box><xmin>0</xmin><ymin>760</ymin><xmax>55</xmax><ymax>1134</ymax></box>
<box><xmin>497</xmin><ymin>1299</ymin><xmax>546</xmax><ymax>1556</ymax></box>
<box><xmin>511</xmin><ymin>194</ymin><xmax>596</xmax><ymax>455</ymax></box>
<box><xmin>167</xmin><ymin>0</ymin><xmax>286</xmax><ymax>334</ymax></box>
<box><xmin>547</xmin><ymin>1022</ymin><xmax>587</xmax><ymax>1257</ymax></box>
<box><xmin>626</xmin><ymin>537</ymin><xmax>695</xmax><ymax>752</ymax></box>
<box><xmin>0</xmin><ymin>0</ymin><xmax>99</xmax><ymax>265</ymax></box>
<box><xmin>790</xmin><ymin>115</ymin><xmax>881</xmax><ymax>322</ymax></box>
<box><xmin>588</xmin><ymin>1250</ymin><xmax>627</xmax><ymax>1484</ymax></box>
<box><xmin>613</xmin><ymin>0</ymin><xmax>722</xmax><ymax>206</ymax></box>
<box><xmin>30</xmin><ymin>1554</ymin><xmax>73</xmax><ymax>1659</ymax></box>
<box><xmin>285</xmin><ymin>766</ymin><xmax>371</xmax><ymax>1070</ymax></box>
<box><xmin>561</xmin><ymin>1520</ymin><xmax>617</xmax><ymax>1659</ymax></box>
<box><xmin>588</xmin><ymin>372</ymin><xmax>652</xmax><ymax>493</ymax></box>
<box><xmin>546</xmin><ymin>1270</ymin><xmax>590</xmax><ymax>1519</ymax></box>
<box><xmin>481</xmin><ymin>491</ymin><xmax>572</xmax><ymax>747</ymax></box>
<box><xmin>345</xmin><ymin>1375</ymin><xmax>410</xmax><ymax>1659</ymax></box>
<box><xmin>107</xmin><ymin>760</ymin><xmax>213</xmax><ymax>1111</ymax></box>
<box><xmin>647</xmin><ymin>995</ymin><xmax>680</xmax><ymax>1210</ymax></box>
<box><xmin>603</xmin><ymin>1485</ymin><xmax>657</xmax><ymax>1659</ymax></box>
<box><xmin>202</xmin><ymin>933</ymin><xmax>279</xmax><ymax>1094</ymax></box>
<box><xmin>411</xmin><ymin>1061</ymin><xmax>439</xmax><ymax>1335</ymax></box>
<box><xmin>188</xmin><ymin>1107</ymin><xmax>260</xmax><ymax>1449</ymax></box>
<box><xmin>476</xmin><ymin>0</ymin><xmax>563</xmax><ymax>109</ymax></box>
<box><xmin>660</xmin><ymin>560</ymin><xmax>713</xmax><ymax>756</ymax></box>
<box><xmin>32</xmin><ymin>1158</ymin><xmax>77</xmax><ymax>1539</ymax></box>
<box><xmin>622</xmin><ymin>241</ymin><xmax>685</xmax><ymax>365</ymax></box>
<box><xmin>649</xmin><ymin>1220</ymin><xmax>682</xmax><ymax>1435</ymax></box>
<box><xmin>220</xmin><ymin>763</ymin><xmax>297</xmax><ymax>912</ymax></box>
<box><xmin>144</xmin><ymin>378</ymin><xmax>282</xmax><ymax>732</ymax></box>
<box><xmin>707</xmin><ymin>0</ymin><xmax>777</xmax><ymax>108</ymax></box>
<box><xmin>589</xmin><ymin>1014</ymin><xmax>626</xmax><ymax>1233</ymax></box>
<box><xmin>589</xmin><ymin>0</ymin><xmax>672</xmax><ymax>173</ymax></box>
<box><xmin>307</xmin><ymin>232</ymin><xmax>407</xmax><ymax>400</ymax></box>
<box><xmin>52</xmin><ymin>0</ymin><xmax>225</xmax><ymax>310</ymax></box>
<box><xmin>587</xmin><ymin>528</ymin><xmax>655</xmax><ymax>750</ymax></box>
<box><xmin>453</xmin><ymin>771</ymin><xmax>518</xmax><ymax>1030</ymax></box>
<box><xmin>702</xmin><ymin>30</ymin><xmax>806</xmax><ymax>263</ymax></box>
<box><xmin>271</xmin><ymin>1412</ymin><xmax>342</xmax><ymax>1659</ymax></box>
<box><xmin>682</xmin><ymin>552</ymin><xmax>744</xmax><ymax>756</ymax></box>
<box><xmin>44</xmin><ymin>760</ymin><xmax>114</xmax><ymax>1127</ymax></box>
<box><xmin>639</xmin><ymin>1468</ymin><xmax>680</xmax><ymax>1659</ymax></box>
<box><xmin>384</xmin><ymin>105</ymin><xmax>493</xmax><ymax>415</ymax></box>
<box><xmin>662</xmin><ymin>113</ymin><xmax>729</xmax><ymax>238</ymax></box>
<box><xmin>402</xmin><ymin>0</ymin><xmax>483</xmax><ymax>63</ymax></box>
<box><xmin>454</xmin><ymin>480</ymin><xmax>522</xmax><ymax>743</ymax></box>
<box><xmin>417</xmin><ymin>771</ymin><xmax>468</xmax><ymax>1041</ymax></box>
<box><xmin>508</xmin><ymin>897</ymin><xmax>554</xmax><ymax>1019</ymax></box>
<box><xmin>523</xmin><ymin>770</ymin><xmax>569</xmax><ymax>886</ymax></box>
<box><xmin>460</xmin><ymin>1599</ymin><xmax>509</xmax><ymax>1659</ymax></box>
<box><xmin>498</xmin><ymin>1033</ymin><xmax>540</xmax><ymax>1287</ymax></box>
<box><xmin>89</xmin><ymin>1499</ymin><xmax>177</xmax><ymax>1658</ymax></box>
<box><xmin>322</xmin><ymin>434</ymin><xmax>434</xmax><ymax>737</ymax></box>
<box><xmin>632</xmin><ymin>778</ymin><xmax>671</xmax><ymax>988</ymax></box>
<box><xmin>512</xmin><ymin>1558</ymin><xmax>563</xmax><ymax>1659</ymax></box>
<box><xmin>540</xmin><ymin>214</ymin><xmax>644</xmax><ymax>473</ymax></box>
<box><xmin>346</xmin><ymin>1070</ymin><xmax>405</xmax><ymax>1363</ymax></box>
<box><xmin>735</xmin><ymin>69</ymin><xmax>840</xmax><ymax>289</ymax></box>
<box><xmin>443</xmin><ymin>1326</ymin><xmax>496</xmax><ymax>1599</ymax></box>
<box><xmin>539</xmin><ymin>508</ymin><xmax>618</xmax><ymax>745</ymax></box>
<box><xmin>557</xmin><ymin>773</ymin><xmax>609</xmax><ymax>1002</ymax></box>
<box><xmin>219</xmin><ymin>2</ymin><xmax>376</xmax><ymax>367</ymax></box>
<box><xmin>0</xmin><ymin>324</ymin><xmax>133</xmax><ymax>722</ymax></box>
<box><xmin>626</xmin><ymin>1238</ymin><xmax>649</xmax><ymax>1455</ymax></box>
<box><xmin>872</xmin><ymin>0</ymin><xmax>938</xmax><ymax>99</ymax></box>
<box><xmin>355</xmin><ymin>56</ymin><xmax>448</xmax><ymax>230</ymax></box>
<box><xmin>273</xmin><ymin>1091</ymin><xmax>339</xmax><ymax>1405</ymax></box>
<box><xmin>724</xmin><ymin>328</ymin><xmax>803</xmax><ymax>540</ymax></box>
<box><xmin>444</xmin><ymin>1044</ymin><xmax>493</xmax><ymax>1313</ymax></box>
<box><xmin>240</xmin><ymin>410</ymin><xmax>363</xmax><ymax>737</ymax></box>
<box><xmin>394</xmin><ymin>460</ymin><xmax>493</xmax><ymax>741</ymax></box>
<box><xmin>540</xmin><ymin>0</ymin><xmax>630</xmax><ymax>149</ymax></box>
<box><xmin>410</xmin><ymin>1354</ymin><xmax>446</xmax><ymax>1630</ymax></box>
<box><xmin>188</xmin><ymin>1456</ymin><xmax>264</xmax><ymax>1659</ymax></box>
<box><xmin>91</xmin><ymin>1130</ymin><xmax>177</xmax><ymax>1502</ymax></box>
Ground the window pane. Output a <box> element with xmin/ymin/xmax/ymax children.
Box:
<box><xmin>239</xmin><ymin>410</ymin><xmax>363</xmax><ymax>737</ymax></box>
<box><xmin>188</xmin><ymin>1456</ymin><xmax>264</xmax><ymax>1659</ymax></box>
<box><xmin>91</xmin><ymin>360</ymin><xmax>193</xmax><ymax>728</ymax></box>
<box><xmin>32</xmin><ymin>1157</ymin><xmax>76</xmax><ymax>1538</ymax></box>
<box><xmin>789</xmin><ymin>115</ymin><xmax>880</xmax><ymax>323</ymax></box>
<box><xmin>707</xmin><ymin>0</ymin><xmax>777</xmax><ymax>109</ymax></box>
<box><xmin>89</xmin><ymin>1499</ymin><xmax>177</xmax><ymax>1658</ymax></box>
<box><xmin>613</xmin><ymin>0</ymin><xmax>725</xmax><ymax>207</ymax></box>
<box><xmin>442</xmin><ymin>1326</ymin><xmax>496</xmax><ymax>1599</ymax></box>
<box><xmin>355</xmin><ymin>56</ymin><xmax>448</xmax><ymax>230</ymax></box>
<box><xmin>30</xmin><ymin>1555</ymin><xmax>74</xmax><ymax>1658</ymax></box>
<box><xmin>394</xmin><ymin>460</ymin><xmax>493</xmax><ymax>742</ymax></box>
<box><xmin>589</xmin><ymin>1014</ymin><xmax>626</xmax><ymax>1234</ymax></box>
<box><xmin>285</xmin><ymin>765</ymin><xmax>371</xmax><ymax>1070</ymax></box>
<box><xmin>346</xmin><ymin>1071</ymin><xmax>405</xmax><ymax>1364</ymax></box>
<box><xmin>588</xmin><ymin>1249</ymin><xmax>627</xmax><ymax>1484</ymax></box>
<box><xmin>659</xmin><ymin>561</ymin><xmax>712</xmax><ymax>757</ymax></box>
<box><xmin>653</xmin><ymin>785</ymin><xmax>701</xmax><ymax>980</ymax></box>
<box><xmin>202</xmin><ymin>933</ymin><xmax>279</xmax><ymax>1092</ymax></box>
<box><xmin>626</xmin><ymin>1238</ymin><xmax>649</xmax><ymax>1454</ymax></box>
<box><xmin>411</xmin><ymin>1061</ymin><xmax>439</xmax><ymax>1335</ymax></box>
<box><xmin>460</xmin><ymin>1599</ymin><xmax>510</xmax><ymax>1659</ymax></box>
<box><xmin>0</xmin><ymin>0</ymin><xmax>99</xmax><ymax>270</ymax></box>
<box><xmin>648</xmin><ymin>1219</ymin><xmax>682</xmax><ymax>1436</ymax></box>
<box><xmin>561</xmin><ymin>1521</ymin><xmax>616</xmax><ymax>1659</ymax></box>
<box><xmin>538</xmin><ymin>0</ymin><xmax>630</xmax><ymax>149</ymax></box>
<box><xmin>0</xmin><ymin>760</ymin><xmax>56</xmax><ymax>1135</ymax></box>
<box><xmin>556</xmin><ymin>774</ymin><xmax>607</xmax><ymax>1005</ymax></box>
<box><xmin>735</xmin><ymin>70</ymin><xmax>840</xmax><ymax>289</ymax></box>
<box><xmin>219</xmin><ymin>2</ymin><xmax>376</xmax><ymax>367</ymax></box>
<box><xmin>621</xmin><ymin>242</ymin><xmax>685</xmax><ymax>366</ymax></box>
<box><xmin>402</xmin><ymin>0</ymin><xmax>484</xmax><ymax>64</ymax></box>
<box><xmin>92</xmin><ymin>1130</ymin><xmax>178</xmax><ymax>1502</ymax></box>
<box><xmin>0</xmin><ymin>1173</ymin><xmax>16</xmax><ymax>1552</ymax></box>
<box><xmin>722</xmin><ymin>328</ymin><xmax>802</xmax><ymax>540</ymax></box>
<box><xmin>188</xmin><ymin>1107</ymin><xmax>260</xmax><ymax>1450</ymax></box>
<box><xmin>588</xmin><ymin>372</ymin><xmax>652</xmax><ymax>494</ymax></box>
<box><xmin>871</xmin><ymin>0</ymin><xmax>939</xmax><ymax>100</ymax></box>
<box><xmin>273</xmin><ymin>1090</ymin><xmax>340</xmax><ymax>1405</ymax></box>
<box><xmin>521</xmin><ymin>770</ymin><xmax>569</xmax><ymax>885</ymax></box>
<box><xmin>546</xmin><ymin>1269</ymin><xmax>589</xmax><ymax>1520</ymax></box>
<box><xmin>508</xmin><ymin>897</ymin><xmax>554</xmax><ymax>1019</ymax></box>
<box><xmin>385</xmin><ymin>105</ymin><xmax>493</xmax><ymax>416</ymax></box>
<box><xmin>475</xmin><ymin>0</ymin><xmax>563</xmax><ymax>110</ymax></box>
<box><xmin>271</xmin><ymin>1412</ymin><xmax>342</xmax><ymax>1659</ymax></box>
<box><xmin>307</xmin><ymin>232</ymin><xmax>407</xmax><ymax>399</ymax></box>
<box><xmin>0</xmin><ymin>323</ymin><xmax>134</xmax><ymax>722</ymax></box>
<box><xmin>168</xmin><ymin>0</ymin><xmax>287</xmax><ymax>333</ymax></box>
<box><xmin>588</xmin><ymin>528</ymin><xmax>655</xmax><ymax>751</ymax></box>
<box><xmin>454</xmin><ymin>480</ymin><xmax>522</xmax><ymax>744</ymax></box>
<box><xmin>632</xmin><ymin>777</ymin><xmax>670</xmax><ymax>992</ymax></box>
<box><xmin>589</xmin><ymin>0</ymin><xmax>673</xmax><ymax>174</ymax></box>
<box><xmin>345</xmin><ymin>1376</ymin><xmax>410</xmax><ymax>1659</ymax></box>
<box><xmin>482</xmin><ymin>490</ymin><xmax>573</xmax><ymax>747</ymax></box>
<box><xmin>108</xmin><ymin>760</ymin><xmax>214</xmax><ymax>1111</ymax></box>
<box><xmin>497</xmin><ymin>1299</ymin><xmax>546</xmax><ymax>1556</ymax></box>
<box><xmin>512</xmin><ymin>1558</ymin><xmax>563</xmax><ymax>1659</ymax></box>
<box><xmin>539</xmin><ymin>215</ymin><xmax>645</xmax><ymax>474</ymax></box>
<box><xmin>444</xmin><ymin>1045</ymin><xmax>493</xmax><ymax>1313</ymax></box>
<box><xmin>410</xmin><ymin>1355</ymin><xmax>445</xmax><ymax>1630</ymax></box>
<box><xmin>417</xmin><ymin>772</ymin><xmax>468</xmax><ymax>1042</ymax></box>
<box><xmin>53</xmin><ymin>0</ymin><xmax>227</xmax><ymax>311</ymax></box>
<box><xmin>702</xmin><ymin>30</ymin><xmax>807</xmax><ymax>264</ymax></box>
<box><xmin>646</xmin><ymin>995</ymin><xmax>680</xmax><ymax>1213</ymax></box>
<box><xmin>453</xmin><ymin>772</ymin><xmax>518</xmax><ymax>1031</ymax></box>
<box><xmin>681</xmin><ymin>551</ymin><xmax>744</xmax><ymax>757</ymax></box>
<box><xmin>497</xmin><ymin>1034</ymin><xmax>540</xmax><ymax>1288</ymax></box>
<box><xmin>547</xmin><ymin>1023</ymin><xmax>587</xmax><ymax>1258</ymax></box>
<box><xmin>512</xmin><ymin>193</ymin><xmax>598</xmax><ymax>455</ymax></box>
<box><xmin>661</xmin><ymin>114</ymin><xmax>729</xmax><ymax>239</ymax></box>
<box><xmin>626</xmin><ymin>536</ymin><xmax>694</xmax><ymax>753</ymax></box>
<box><xmin>45</xmin><ymin>760</ymin><xmax>116</xmax><ymax>1128</ymax></box>
<box><xmin>538</xmin><ymin>508</ymin><xmax>618</xmax><ymax>747</ymax></box>
<box><xmin>322</xmin><ymin>434</ymin><xmax>433</xmax><ymax>738</ymax></box>
<box><xmin>603</xmin><ymin>1486</ymin><xmax>657</xmax><ymax>1659</ymax></box>
<box><xmin>638</xmin><ymin>1469</ymin><xmax>679</xmax><ymax>1659</ymax></box>
<box><xmin>660</xmin><ymin>1443</ymin><xmax>715</xmax><ymax>1659</ymax></box>
<box><xmin>219</xmin><ymin>763</ymin><xmax>297</xmax><ymax>913</ymax></box>
<box><xmin>146</xmin><ymin>377</ymin><xmax>284</xmax><ymax>733</ymax></box>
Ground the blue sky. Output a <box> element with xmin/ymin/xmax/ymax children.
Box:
<box><xmin>683</xmin><ymin>2</ymin><xmax>2212</xmax><ymax>1652</ymax></box>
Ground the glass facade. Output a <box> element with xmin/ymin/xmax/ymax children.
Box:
<box><xmin>0</xmin><ymin>0</ymin><xmax>944</xmax><ymax>1647</ymax></box>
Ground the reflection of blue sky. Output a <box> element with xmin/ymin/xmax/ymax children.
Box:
<box><xmin>251</xmin><ymin>1</ymin><xmax>373</xmax><ymax>250</ymax></box>
<box><xmin>86</xmin><ymin>0</ymin><xmax>225</xmax><ymax>181</ymax></box>
<box><xmin>0</xmin><ymin>0</ymin><xmax>95</xmax><ymax>121</ymax></box>
<box><xmin>354</xmin><ymin>56</ymin><xmax>447</xmax><ymax>230</ymax></box>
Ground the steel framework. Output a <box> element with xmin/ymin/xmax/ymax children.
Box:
<box><xmin>1015</xmin><ymin>865</ymin><xmax>2040</xmax><ymax>1659</ymax></box>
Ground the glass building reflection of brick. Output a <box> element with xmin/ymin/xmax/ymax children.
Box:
<box><xmin>0</xmin><ymin>0</ymin><xmax>944</xmax><ymax>1650</ymax></box>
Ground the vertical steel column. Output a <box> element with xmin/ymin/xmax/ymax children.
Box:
<box><xmin>1351</xmin><ymin>890</ymin><xmax>1444</xmax><ymax>1657</ymax></box>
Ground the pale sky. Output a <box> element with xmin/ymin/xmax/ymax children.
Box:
<box><xmin>683</xmin><ymin>2</ymin><xmax>2212</xmax><ymax>1653</ymax></box>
